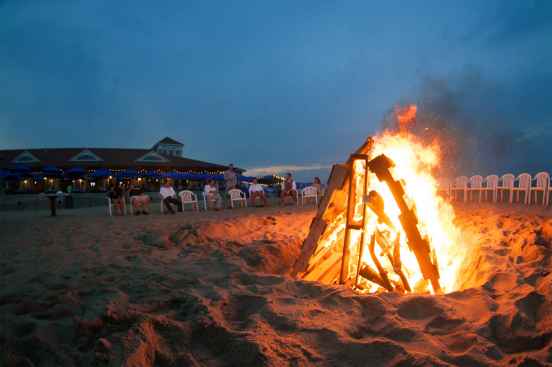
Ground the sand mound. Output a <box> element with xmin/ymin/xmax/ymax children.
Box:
<box><xmin>1</xmin><ymin>206</ymin><xmax>552</xmax><ymax>366</ymax></box>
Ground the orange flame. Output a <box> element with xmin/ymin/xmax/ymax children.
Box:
<box><xmin>395</xmin><ymin>104</ymin><xmax>417</xmax><ymax>130</ymax></box>
<box><xmin>356</xmin><ymin>131</ymin><xmax>465</xmax><ymax>293</ymax></box>
<box><xmin>344</xmin><ymin>108</ymin><xmax>466</xmax><ymax>294</ymax></box>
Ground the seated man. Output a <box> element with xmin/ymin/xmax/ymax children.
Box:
<box><xmin>129</xmin><ymin>184</ymin><xmax>150</xmax><ymax>215</ymax></box>
<box><xmin>160</xmin><ymin>180</ymin><xmax>181</xmax><ymax>214</ymax></box>
<box><xmin>107</xmin><ymin>182</ymin><xmax>125</xmax><ymax>215</ymax></box>
<box><xmin>204</xmin><ymin>179</ymin><xmax>223</xmax><ymax>210</ymax></box>
<box><xmin>280</xmin><ymin>173</ymin><xmax>297</xmax><ymax>205</ymax></box>
<box><xmin>248</xmin><ymin>178</ymin><xmax>267</xmax><ymax>207</ymax></box>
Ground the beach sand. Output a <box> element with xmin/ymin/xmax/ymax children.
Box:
<box><xmin>1</xmin><ymin>204</ymin><xmax>551</xmax><ymax>366</ymax></box>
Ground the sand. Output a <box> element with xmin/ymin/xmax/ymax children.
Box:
<box><xmin>1</xmin><ymin>204</ymin><xmax>551</xmax><ymax>366</ymax></box>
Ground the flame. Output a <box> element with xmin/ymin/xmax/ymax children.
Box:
<box><xmin>354</xmin><ymin>131</ymin><xmax>465</xmax><ymax>294</ymax></box>
<box><xmin>395</xmin><ymin>104</ymin><xmax>417</xmax><ymax>130</ymax></box>
<box><xmin>301</xmin><ymin>104</ymin><xmax>468</xmax><ymax>294</ymax></box>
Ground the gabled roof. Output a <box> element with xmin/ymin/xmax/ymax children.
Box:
<box><xmin>11</xmin><ymin>150</ymin><xmax>40</xmax><ymax>164</ymax></box>
<box><xmin>0</xmin><ymin>148</ymin><xmax>229</xmax><ymax>172</ymax></box>
<box><xmin>69</xmin><ymin>149</ymin><xmax>104</xmax><ymax>162</ymax></box>
<box><xmin>155</xmin><ymin>137</ymin><xmax>183</xmax><ymax>146</ymax></box>
<box><xmin>135</xmin><ymin>151</ymin><xmax>169</xmax><ymax>163</ymax></box>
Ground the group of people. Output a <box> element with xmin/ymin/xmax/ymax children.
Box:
<box><xmin>107</xmin><ymin>164</ymin><xmax>323</xmax><ymax>216</ymax></box>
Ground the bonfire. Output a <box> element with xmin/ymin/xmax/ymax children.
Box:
<box><xmin>294</xmin><ymin>105</ymin><xmax>467</xmax><ymax>294</ymax></box>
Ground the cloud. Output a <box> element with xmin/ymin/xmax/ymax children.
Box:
<box><xmin>244</xmin><ymin>163</ymin><xmax>333</xmax><ymax>177</ymax></box>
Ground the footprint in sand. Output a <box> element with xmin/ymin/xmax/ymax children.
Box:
<box><xmin>397</xmin><ymin>296</ymin><xmax>444</xmax><ymax>320</ymax></box>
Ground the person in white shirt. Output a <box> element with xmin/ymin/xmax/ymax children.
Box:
<box><xmin>160</xmin><ymin>180</ymin><xmax>181</xmax><ymax>214</ymax></box>
<box><xmin>204</xmin><ymin>179</ymin><xmax>222</xmax><ymax>210</ymax></box>
<box><xmin>248</xmin><ymin>178</ymin><xmax>267</xmax><ymax>207</ymax></box>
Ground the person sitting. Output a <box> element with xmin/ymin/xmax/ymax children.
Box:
<box><xmin>160</xmin><ymin>180</ymin><xmax>181</xmax><ymax>214</ymax></box>
<box><xmin>280</xmin><ymin>173</ymin><xmax>298</xmax><ymax>205</ymax></box>
<box><xmin>204</xmin><ymin>179</ymin><xmax>223</xmax><ymax>210</ymax></box>
<box><xmin>129</xmin><ymin>184</ymin><xmax>150</xmax><ymax>215</ymax></box>
<box><xmin>248</xmin><ymin>178</ymin><xmax>267</xmax><ymax>207</ymax></box>
<box><xmin>107</xmin><ymin>182</ymin><xmax>125</xmax><ymax>215</ymax></box>
<box><xmin>313</xmin><ymin>176</ymin><xmax>325</xmax><ymax>197</ymax></box>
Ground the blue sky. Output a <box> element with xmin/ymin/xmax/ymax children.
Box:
<box><xmin>0</xmin><ymin>1</ymin><xmax>551</xmax><ymax>180</ymax></box>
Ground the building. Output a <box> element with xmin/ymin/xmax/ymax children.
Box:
<box><xmin>0</xmin><ymin>137</ymin><xmax>240</xmax><ymax>193</ymax></box>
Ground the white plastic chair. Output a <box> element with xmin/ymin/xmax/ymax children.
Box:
<box><xmin>512</xmin><ymin>173</ymin><xmax>531</xmax><ymax>205</ymax></box>
<box><xmin>202</xmin><ymin>192</ymin><xmax>208</xmax><ymax>210</ymax></box>
<box><xmin>159</xmin><ymin>193</ymin><xmax>165</xmax><ymax>214</ymax></box>
<box><xmin>107</xmin><ymin>197</ymin><xmax>126</xmax><ymax>216</ymax></box>
<box><xmin>483</xmin><ymin>175</ymin><xmax>499</xmax><ymax>202</ymax></box>
<box><xmin>228</xmin><ymin>188</ymin><xmax>247</xmax><ymax>208</ymax></box>
<box><xmin>530</xmin><ymin>171</ymin><xmax>550</xmax><ymax>206</ymax></box>
<box><xmin>497</xmin><ymin>173</ymin><xmax>515</xmax><ymax>203</ymax></box>
<box><xmin>301</xmin><ymin>186</ymin><xmax>318</xmax><ymax>207</ymax></box>
<box><xmin>468</xmin><ymin>175</ymin><xmax>484</xmax><ymax>202</ymax></box>
<box><xmin>179</xmin><ymin>190</ymin><xmax>200</xmax><ymax>212</ymax></box>
<box><xmin>452</xmin><ymin>176</ymin><xmax>468</xmax><ymax>202</ymax></box>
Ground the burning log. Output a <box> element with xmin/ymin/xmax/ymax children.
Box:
<box><xmin>367</xmin><ymin>154</ymin><xmax>442</xmax><ymax>294</ymax></box>
<box><xmin>294</xmin><ymin>131</ymin><xmax>459</xmax><ymax>295</ymax></box>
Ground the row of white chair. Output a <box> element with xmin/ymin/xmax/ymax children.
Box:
<box><xmin>438</xmin><ymin>172</ymin><xmax>552</xmax><ymax>206</ymax></box>
<box><xmin>107</xmin><ymin>186</ymin><xmax>320</xmax><ymax>216</ymax></box>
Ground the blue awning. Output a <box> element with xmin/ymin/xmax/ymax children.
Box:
<box><xmin>143</xmin><ymin>171</ymin><xmax>162</xmax><ymax>178</ymax></box>
<box><xmin>239</xmin><ymin>175</ymin><xmax>255</xmax><ymax>182</ymax></box>
<box><xmin>89</xmin><ymin>168</ymin><xmax>111</xmax><ymax>178</ymax></box>
<box><xmin>66</xmin><ymin>167</ymin><xmax>86</xmax><ymax>176</ymax></box>
<box><xmin>160</xmin><ymin>172</ymin><xmax>225</xmax><ymax>181</ymax></box>
<box><xmin>42</xmin><ymin>165</ymin><xmax>59</xmax><ymax>172</ymax></box>
<box><xmin>116</xmin><ymin>169</ymin><xmax>138</xmax><ymax>179</ymax></box>
<box><xmin>4</xmin><ymin>173</ymin><xmax>21</xmax><ymax>180</ymax></box>
<box><xmin>13</xmin><ymin>164</ymin><xmax>31</xmax><ymax>172</ymax></box>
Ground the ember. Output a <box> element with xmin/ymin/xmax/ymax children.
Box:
<box><xmin>294</xmin><ymin>106</ymin><xmax>467</xmax><ymax>294</ymax></box>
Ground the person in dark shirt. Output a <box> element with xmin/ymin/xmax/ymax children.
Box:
<box><xmin>107</xmin><ymin>182</ymin><xmax>125</xmax><ymax>215</ymax></box>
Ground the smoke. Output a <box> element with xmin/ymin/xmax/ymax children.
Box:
<box><xmin>383</xmin><ymin>68</ymin><xmax>552</xmax><ymax>177</ymax></box>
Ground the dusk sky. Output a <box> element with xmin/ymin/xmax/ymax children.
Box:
<box><xmin>1</xmin><ymin>1</ymin><xmax>551</xmax><ymax>180</ymax></box>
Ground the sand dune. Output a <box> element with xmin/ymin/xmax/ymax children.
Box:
<box><xmin>1</xmin><ymin>205</ymin><xmax>551</xmax><ymax>366</ymax></box>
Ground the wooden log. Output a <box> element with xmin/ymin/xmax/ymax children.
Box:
<box><xmin>292</xmin><ymin>163</ymin><xmax>349</xmax><ymax>276</ymax></box>
<box><xmin>302</xmin><ymin>251</ymin><xmax>341</xmax><ymax>282</ymax></box>
<box><xmin>294</xmin><ymin>137</ymin><xmax>375</xmax><ymax>282</ymax></box>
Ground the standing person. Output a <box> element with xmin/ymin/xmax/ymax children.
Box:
<box><xmin>107</xmin><ymin>182</ymin><xmax>125</xmax><ymax>215</ymax></box>
<box><xmin>204</xmin><ymin>179</ymin><xmax>223</xmax><ymax>210</ymax></box>
<box><xmin>280</xmin><ymin>173</ymin><xmax>297</xmax><ymax>205</ymax></box>
<box><xmin>160</xmin><ymin>180</ymin><xmax>181</xmax><ymax>214</ymax></box>
<box><xmin>248</xmin><ymin>178</ymin><xmax>267</xmax><ymax>207</ymax></box>
<box><xmin>224</xmin><ymin>164</ymin><xmax>238</xmax><ymax>191</ymax></box>
<box><xmin>129</xmin><ymin>184</ymin><xmax>150</xmax><ymax>215</ymax></box>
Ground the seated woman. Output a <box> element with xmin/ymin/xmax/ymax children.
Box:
<box><xmin>248</xmin><ymin>178</ymin><xmax>267</xmax><ymax>206</ymax></box>
<box><xmin>204</xmin><ymin>179</ymin><xmax>223</xmax><ymax>210</ymax></box>
<box><xmin>107</xmin><ymin>182</ymin><xmax>125</xmax><ymax>215</ymax></box>
<box><xmin>313</xmin><ymin>176</ymin><xmax>325</xmax><ymax>197</ymax></box>
<box><xmin>280</xmin><ymin>173</ymin><xmax>297</xmax><ymax>205</ymax></box>
<box><xmin>129</xmin><ymin>184</ymin><xmax>150</xmax><ymax>215</ymax></box>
